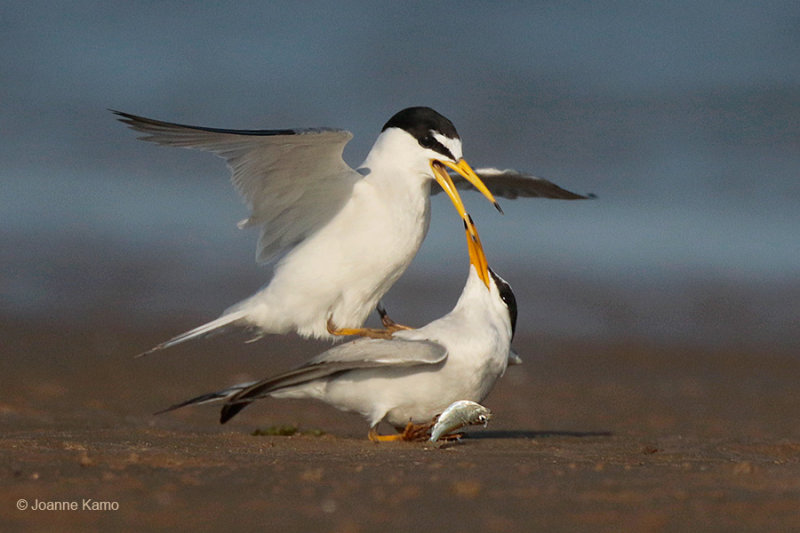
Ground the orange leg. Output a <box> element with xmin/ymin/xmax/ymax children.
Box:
<box><xmin>327</xmin><ymin>318</ymin><xmax>394</xmax><ymax>339</ymax></box>
<box><xmin>368</xmin><ymin>421</ymin><xmax>436</xmax><ymax>442</ymax></box>
<box><xmin>368</xmin><ymin>426</ymin><xmax>406</xmax><ymax>442</ymax></box>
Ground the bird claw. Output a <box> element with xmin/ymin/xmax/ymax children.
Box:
<box><xmin>376</xmin><ymin>303</ymin><xmax>413</xmax><ymax>332</ymax></box>
<box><xmin>399</xmin><ymin>421</ymin><xmax>436</xmax><ymax>441</ymax></box>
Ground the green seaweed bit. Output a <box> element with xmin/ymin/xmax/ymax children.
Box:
<box><xmin>251</xmin><ymin>424</ymin><xmax>298</xmax><ymax>436</ymax></box>
<box><xmin>250</xmin><ymin>425</ymin><xmax>326</xmax><ymax>437</ymax></box>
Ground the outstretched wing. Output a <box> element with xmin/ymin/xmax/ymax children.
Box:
<box><xmin>219</xmin><ymin>338</ymin><xmax>448</xmax><ymax>423</ymax></box>
<box><xmin>438</xmin><ymin>167</ymin><xmax>593</xmax><ymax>200</ymax></box>
<box><xmin>114</xmin><ymin>111</ymin><xmax>360</xmax><ymax>264</ymax></box>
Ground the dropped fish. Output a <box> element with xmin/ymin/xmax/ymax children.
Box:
<box><xmin>429</xmin><ymin>400</ymin><xmax>492</xmax><ymax>442</ymax></box>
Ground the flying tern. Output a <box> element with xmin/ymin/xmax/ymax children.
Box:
<box><xmin>115</xmin><ymin>107</ymin><xmax>583</xmax><ymax>354</ymax></box>
<box><xmin>159</xmin><ymin>214</ymin><xmax>516</xmax><ymax>442</ymax></box>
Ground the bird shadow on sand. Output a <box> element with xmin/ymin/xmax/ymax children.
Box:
<box><xmin>466</xmin><ymin>429</ymin><xmax>614</xmax><ymax>440</ymax></box>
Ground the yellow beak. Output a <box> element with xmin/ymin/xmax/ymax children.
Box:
<box><xmin>431</xmin><ymin>160</ymin><xmax>470</xmax><ymax>221</ymax></box>
<box><xmin>430</xmin><ymin>160</ymin><xmax>492</xmax><ymax>289</ymax></box>
<box><xmin>434</xmin><ymin>158</ymin><xmax>503</xmax><ymax>214</ymax></box>
<box><xmin>463</xmin><ymin>213</ymin><xmax>491</xmax><ymax>288</ymax></box>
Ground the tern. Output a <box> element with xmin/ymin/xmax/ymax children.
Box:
<box><xmin>159</xmin><ymin>214</ymin><xmax>516</xmax><ymax>442</ymax></box>
<box><xmin>115</xmin><ymin>107</ymin><xmax>583</xmax><ymax>354</ymax></box>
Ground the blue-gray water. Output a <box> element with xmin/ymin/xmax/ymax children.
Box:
<box><xmin>2</xmin><ymin>2</ymin><xmax>798</xmax><ymax>349</ymax></box>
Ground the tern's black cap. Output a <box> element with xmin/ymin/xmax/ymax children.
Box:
<box><xmin>489</xmin><ymin>269</ymin><xmax>517</xmax><ymax>340</ymax></box>
<box><xmin>382</xmin><ymin>107</ymin><xmax>460</xmax><ymax>160</ymax></box>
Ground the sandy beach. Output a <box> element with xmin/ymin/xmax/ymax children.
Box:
<box><xmin>3</xmin><ymin>317</ymin><xmax>799</xmax><ymax>532</ymax></box>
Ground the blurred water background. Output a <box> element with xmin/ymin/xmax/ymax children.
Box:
<box><xmin>2</xmin><ymin>1</ymin><xmax>798</xmax><ymax>350</ymax></box>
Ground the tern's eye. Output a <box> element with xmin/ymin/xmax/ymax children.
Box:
<box><xmin>419</xmin><ymin>135</ymin><xmax>435</xmax><ymax>148</ymax></box>
<box><xmin>418</xmin><ymin>133</ymin><xmax>456</xmax><ymax>160</ymax></box>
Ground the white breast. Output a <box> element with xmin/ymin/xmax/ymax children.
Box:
<box><xmin>234</xmin><ymin>166</ymin><xmax>433</xmax><ymax>339</ymax></box>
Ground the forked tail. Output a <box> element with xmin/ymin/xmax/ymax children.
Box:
<box><xmin>135</xmin><ymin>310</ymin><xmax>249</xmax><ymax>358</ymax></box>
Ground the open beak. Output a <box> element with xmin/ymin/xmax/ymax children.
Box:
<box><xmin>431</xmin><ymin>160</ymin><xmax>470</xmax><ymax>221</ymax></box>
<box><xmin>430</xmin><ymin>161</ymin><xmax>491</xmax><ymax>289</ymax></box>
<box><xmin>434</xmin><ymin>158</ymin><xmax>503</xmax><ymax>214</ymax></box>
<box><xmin>463</xmin><ymin>214</ymin><xmax>491</xmax><ymax>289</ymax></box>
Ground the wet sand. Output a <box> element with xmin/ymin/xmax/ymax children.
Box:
<box><xmin>2</xmin><ymin>318</ymin><xmax>800</xmax><ymax>532</ymax></box>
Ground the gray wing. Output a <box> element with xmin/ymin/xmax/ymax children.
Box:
<box><xmin>113</xmin><ymin>111</ymin><xmax>359</xmax><ymax>264</ymax></box>
<box><xmin>437</xmin><ymin>167</ymin><xmax>593</xmax><ymax>200</ymax></box>
<box><xmin>156</xmin><ymin>338</ymin><xmax>446</xmax><ymax>421</ymax></box>
<box><xmin>305</xmin><ymin>337</ymin><xmax>447</xmax><ymax>366</ymax></box>
<box><xmin>219</xmin><ymin>338</ymin><xmax>447</xmax><ymax>422</ymax></box>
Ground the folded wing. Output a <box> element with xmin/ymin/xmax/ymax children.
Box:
<box><xmin>220</xmin><ymin>338</ymin><xmax>447</xmax><ymax>422</ymax></box>
<box><xmin>156</xmin><ymin>338</ymin><xmax>447</xmax><ymax>422</ymax></box>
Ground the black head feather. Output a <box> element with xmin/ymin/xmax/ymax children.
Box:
<box><xmin>489</xmin><ymin>269</ymin><xmax>517</xmax><ymax>340</ymax></box>
<box><xmin>382</xmin><ymin>107</ymin><xmax>459</xmax><ymax>160</ymax></box>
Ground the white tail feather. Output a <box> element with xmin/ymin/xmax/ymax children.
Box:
<box><xmin>136</xmin><ymin>310</ymin><xmax>249</xmax><ymax>357</ymax></box>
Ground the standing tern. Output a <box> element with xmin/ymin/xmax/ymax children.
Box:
<box><xmin>115</xmin><ymin>107</ymin><xmax>583</xmax><ymax>354</ymax></box>
<box><xmin>159</xmin><ymin>214</ymin><xmax>516</xmax><ymax>442</ymax></box>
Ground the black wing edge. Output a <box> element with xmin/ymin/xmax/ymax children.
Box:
<box><xmin>110</xmin><ymin>109</ymin><xmax>336</xmax><ymax>137</ymax></box>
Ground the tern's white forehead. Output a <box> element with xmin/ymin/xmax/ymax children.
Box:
<box><xmin>432</xmin><ymin>131</ymin><xmax>463</xmax><ymax>161</ymax></box>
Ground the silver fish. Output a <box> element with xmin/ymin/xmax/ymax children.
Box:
<box><xmin>429</xmin><ymin>400</ymin><xmax>492</xmax><ymax>442</ymax></box>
